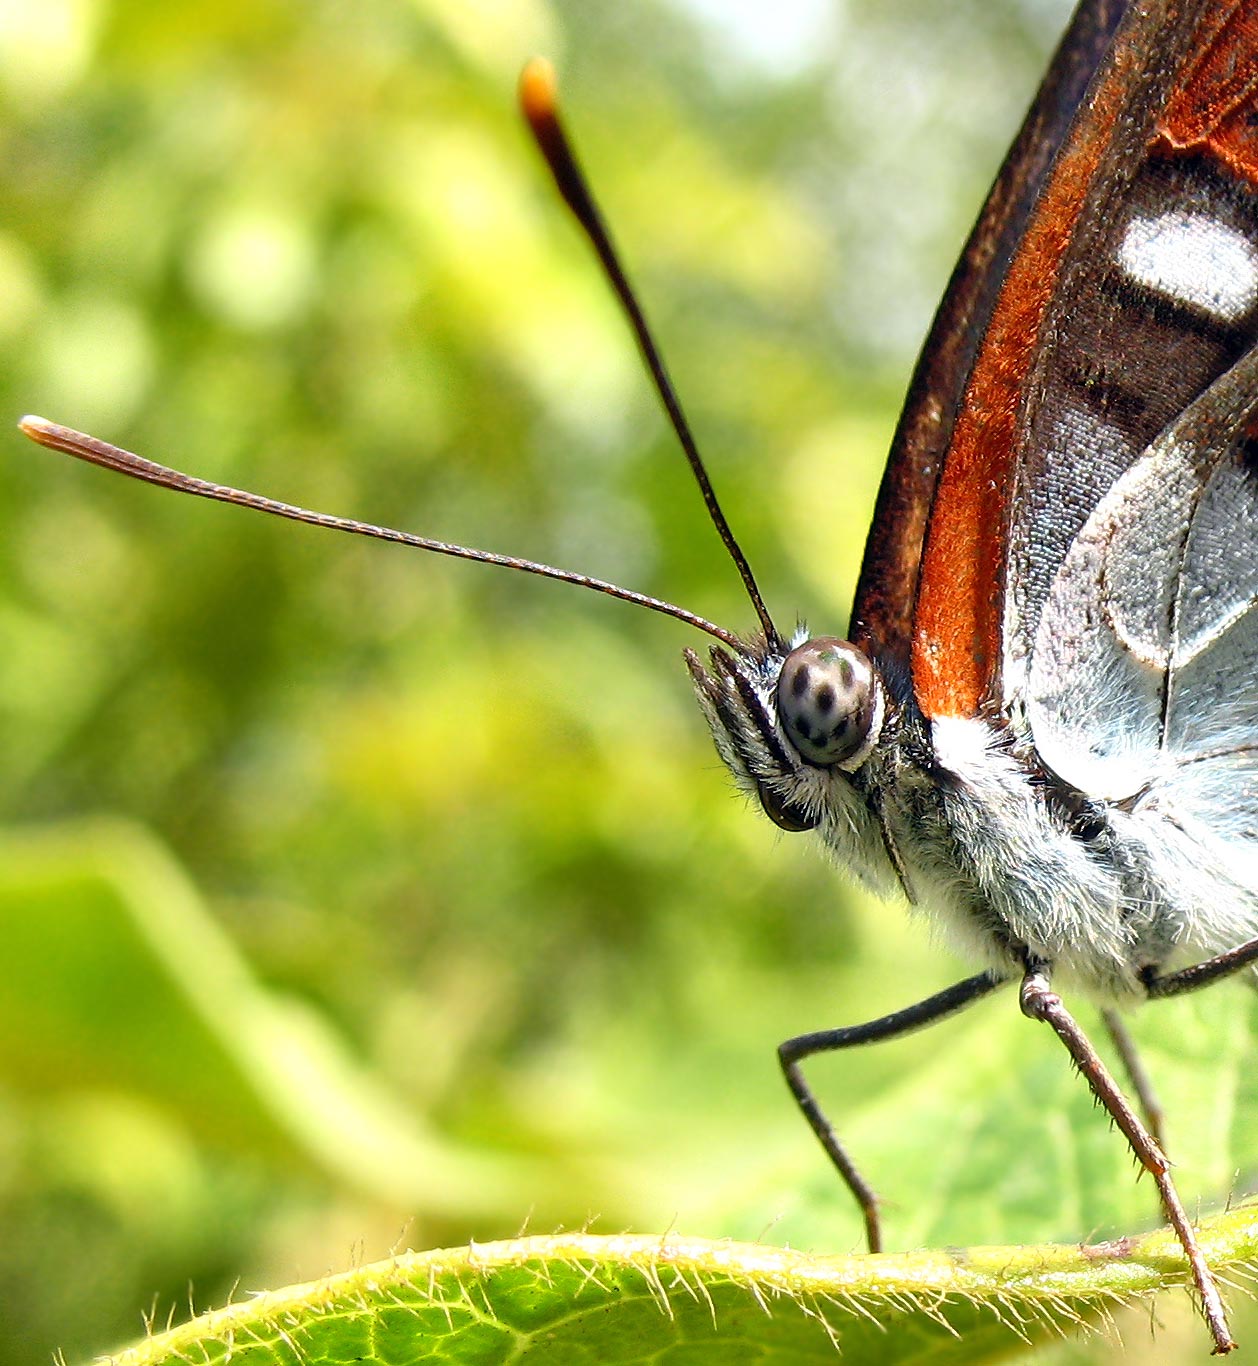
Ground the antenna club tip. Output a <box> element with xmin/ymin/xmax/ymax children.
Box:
<box><xmin>519</xmin><ymin>56</ymin><xmax>559</xmax><ymax>127</ymax></box>
<box><xmin>18</xmin><ymin>414</ymin><xmax>56</xmax><ymax>446</ymax></box>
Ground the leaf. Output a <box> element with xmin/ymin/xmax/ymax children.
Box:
<box><xmin>701</xmin><ymin>971</ymin><xmax>1258</xmax><ymax>1260</ymax></box>
<box><xmin>0</xmin><ymin>820</ymin><xmax>558</xmax><ymax>1216</ymax></box>
<box><xmin>99</xmin><ymin>1220</ymin><xmax>1258</xmax><ymax>1366</ymax></box>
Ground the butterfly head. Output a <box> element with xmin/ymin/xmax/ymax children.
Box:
<box><xmin>686</xmin><ymin>629</ymin><xmax>886</xmax><ymax>834</ymax></box>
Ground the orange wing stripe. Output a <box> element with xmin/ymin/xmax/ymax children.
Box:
<box><xmin>1158</xmin><ymin>4</ymin><xmax>1258</xmax><ymax>188</ymax></box>
<box><xmin>911</xmin><ymin>77</ymin><xmax>1123</xmax><ymax>718</ymax></box>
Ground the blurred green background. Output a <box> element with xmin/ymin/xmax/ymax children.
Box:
<box><xmin>1</xmin><ymin>0</ymin><xmax>1255</xmax><ymax>1362</ymax></box>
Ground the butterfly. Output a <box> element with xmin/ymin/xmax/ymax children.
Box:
<box><xmin>18</xmin><ymin>0</ymin><xmax>1258</xmax><ymax>1354</ymax></box>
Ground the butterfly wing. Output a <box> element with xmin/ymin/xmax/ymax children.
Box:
<box><xmin>861</xmin><ymin>0</ymin><xmax>1258</xmax><ymax>956</ymax></box>
<box><xmin>999</xmin><ymin>0</ymin><xmax>1258</xmax><ymax>931</ymax></box>
<box><xmin>1023</xmin><ymin>324</ymin><xmax>1258</xmax><ymax>952</ymax></box>
<box><xmin>854</xmin><ymin>0</ymin><xmax>1258</xmax><ymax>742</ymax></box>
<box><xmin>1028</xmin><ymin>341</ymin><xmax>1258</xmax><ymax>790</ymax></box>
<box><xmin>849</xmin><ymin>0</ymin><xmax>1129</xmax><ymax>676</ymax></box>
<box><xmin>998</xmin><ymin>1</ymin><xmax>1258</xmax><ymax>712</ymax></box>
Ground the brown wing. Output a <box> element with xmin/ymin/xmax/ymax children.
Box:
<box><xmin>996</xmin><ymin>1</ymin><xmax>1258</xmax><ymax>715</ymax></box>
<box><xmin>849</xmin><ymin>0</ymin><xmax>1129</xmax><ymax>678</ymax></box>
<box><xmin>858</xmin><ymin>0</ymin><xmax>1258</xmax><ymax>721</ymax></box>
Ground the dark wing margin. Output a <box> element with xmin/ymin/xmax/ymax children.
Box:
<box><xmin>848</xmin><ymin>0</ymin><xmax>1129</xmax><ymax>675</ymax></box>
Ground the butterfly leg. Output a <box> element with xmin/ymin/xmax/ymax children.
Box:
<box><xmin>1019</xmin><ymin>965</ymin><xmax>1235</xmax><ymax>1355</ymax></box>
<box><xmin>1143</xmin><ymin>935</ymin><xmax>1258</xmax><ymax>999</ymax></box>
<box><xmin>778</xmin><ymin>968</ymin><xmax>1007</xmax><ymax>1253</ymax></box>
<box><xmin>1101</xmin><ymin>1008</ymin><xmax>1167</xmax><ymax>1153</ymax></box>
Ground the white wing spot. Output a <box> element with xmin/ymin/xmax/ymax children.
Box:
<box><xmin>1118</xmin><ymin>210</ymin><xmax>1258</xmax><ymax>322</ymax></box>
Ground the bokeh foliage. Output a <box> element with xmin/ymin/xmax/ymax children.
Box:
<box><xmin>1</xmin><ymin>1</ymin><xmax>1255</xmax><ymax>1362</ymax></box>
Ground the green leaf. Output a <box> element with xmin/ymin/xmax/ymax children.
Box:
<box><xmin>101</xmin><ymin>1220</ymin><xmax>1258</xmax><ymax>1366</ymax></box>
<box><xmin>0</xmin><ymin>821</ymin><xmax>557</xmax><ymax>1216</ymax></box>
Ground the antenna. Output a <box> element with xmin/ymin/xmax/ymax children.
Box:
<box><xmin>17</xmin><ymin>416</ymin><xmax>745</xmax><ymax>650</ymax></box>
<box><xmin>18</xmin><ymin>60</ymin><xmax>779</xmax><ymax>657</ymax></box>
<box><xmin>519</xmin><ymin>59</ymin><xmax>783</xmax><ymax>651</ymax></box>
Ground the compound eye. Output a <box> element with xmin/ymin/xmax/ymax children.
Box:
<box><xmin>757</xmin><ymin>782</ymin><xmax>818</xmax><ymax>832</ymax></box>
<box><xmin>776</xmin><ymin>637</ymin><xmax>881</xmax><ymax>769</ymax></box>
